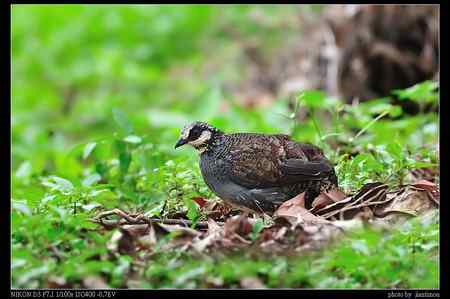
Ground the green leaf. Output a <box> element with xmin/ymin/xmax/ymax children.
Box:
<box><xmin>81</xmin><ymin>202</ymin><xmax>102</xmax><ymax>212</ymax></box>
<box><xmin>115</xmin><ymin>140</ymin><xmax>132</xmax><ymax>176</ymax></box>
<box><xmin>12</xmin><ymin>201</ymin><xmax>32</xmax><ymax>216</ymax></box>
<box><xmin>16</xmin><ymin>265</ymin><xmax>50</xmax><ymax>286</ymax></box>
<box><xmin>386</xmin><ymin>143</ymin><xmax>403</xmax><ymax>160</ymax></box>
<box><xmin>123</xmin><ymin>135</ymin><xmax>142</xmax><ymax>144</ymax></box>
<box><xmin>112</xmin><ymin>108</ymin><xmax>133</xmax><ymax>134</ymax></box>
<box><xmin>297</xmin><ymin>90</ymin><xmax>326</xmax><ymax>108</ymax></box>
<box><xmin>15</xmin><ymin>161</ymin><xmax>32</xmax><ymax>178</ymax></box>
<box><xmin>12</xmin><ymin>258</ymin><xmax>27</xmax><ymax>270</ymax></box>
<box><xmin>351</xmin><ymin>240</ymin><xmax>370</xmax><ymax>255</ymax></box>
<box><xmin>45</xmin><ymin>176</ymin><xmax>74</xmax><ymax>191</ymax></box>
<box><xmin>389</xmin><ymin>106</ymin><xmax>403</xmax><ymax>117</ymax></box>
<box><xmin>351</xmin><ymin>153</ymin><xmax>383</xmax><ymax>173</ymax></box>
<box><xmin>83</xmin><ymin>142</ymin><xmax>97</xmax><ymax>160</ymax></box>
<box><xmin>184</xmin><ymin>198</ymin><xmax>200</xmax><ymax>225</ymax></box>
<box><xmin>408</xmin><ymin>160</ymin><xmax>437</xmax><ymax>169</ymax></box>
<box><xmin>82</xmin><ymin>173</ymin><xmax>102</xmax><ymax>187</ymax></box>
<box><xmin>250</xmin><ymin>218</ymin><xmax>264</xmax><ymax>241</ymax></box>
<box><xmin>394</xmin><ymin>81</ymin><xmax>438</xmax><ymax>103</ymax></box>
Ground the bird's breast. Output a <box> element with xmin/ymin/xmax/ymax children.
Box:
<box><xmin>199</xmin><ymin>152</ymin><xmax>232</xmax><ymax>196</ymax></box>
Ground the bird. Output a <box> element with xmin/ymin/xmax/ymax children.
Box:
<box><xmin>175</xmin><ymin>121</ymin><xmax>338</xmax><ymax>214</ymax></box>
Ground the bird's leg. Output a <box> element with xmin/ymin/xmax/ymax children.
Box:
<box><xmin>261</xmin><ymin>213</ymin><xmax>272</xmax><ymax>224</ymax></box>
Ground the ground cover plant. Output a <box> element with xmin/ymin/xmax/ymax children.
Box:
<box><xmin>11</xmin><ymin>5</ymin><xmax>439</xmax><ymax>289</ymax></box>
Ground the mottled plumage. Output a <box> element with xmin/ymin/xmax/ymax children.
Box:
<box><xmin>175</xmin><ymin>121</ymin><xmax>338</xmax><ymax>213</ymax></box>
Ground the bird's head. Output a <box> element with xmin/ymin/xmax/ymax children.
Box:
<box><xmin>175</xmin><ymin>121</ymin><xmax>222</xmax><ymax>153</ymax></box>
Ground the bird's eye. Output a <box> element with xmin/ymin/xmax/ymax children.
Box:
<box><xmin>188</xmin><ymin>127</ymin><xmax>202</xmax><ymax>140</ymax></box>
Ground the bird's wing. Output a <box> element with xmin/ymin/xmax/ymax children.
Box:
<box><xmin>225</xmin><ymin>134</ymin><xmax>288</xmax><ymax>188</ymax></box>
<box><xmin>226</xmin><ymin>134</ymin><xmax>333</xmax><ymax>188</ymax></box>
<box><xmin>280</xmin><ymin>158</ymin><xmax>334</xmax><ymax>180</ymax></box>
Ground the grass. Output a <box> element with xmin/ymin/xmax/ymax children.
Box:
<box><xmin>12</xmin><ymin>209</ymin><xmax>439</xmax><ymax>288</ymax></box>
<box><xmin>11</xmin><ymin>5</ymin><xmax>439</xmax><ymax>289</ymax></box>
<box><xmin>142</xmin><ymin>216</ymin><xmax>439</xmax><ymax>289</ymax></box>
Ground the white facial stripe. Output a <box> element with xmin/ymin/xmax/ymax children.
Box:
<box><xmin>188</xmin><ymin>130</ymin><xmax>212</xmax><ymax>147</ymax></box>
<box><xmin>181</xmin><ymin>124</ymin><xmax>194</xmax><ymax>140</ymax></box>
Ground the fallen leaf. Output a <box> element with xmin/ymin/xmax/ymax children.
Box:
<box><xmin>107</xmin><ymin>229</ymin><xmax>135</xmax><ymax>255</ymax></box>
<box><xmin>411</xmin><ymin>180</ymin><xmax>438</xmax><ymax>193</ymax></box>
<box><xmin>158</xmin><ymin>224</ymin><xmax>201</xmax><ymax>237</ymax></box>
<box><xmin>317</xmin><ymin>182</ymin><xmax>389</xmax><ymax>220</ymax></box>
<box><xmin>118</xmin><ymin>229</ymin><xmax>136</xmax><ymax>254</ymax></box>
<box><xmin>192</xmin><ymin>219</ymin><xmax>224</xmax><ymax>252</ymax></box>
<box><xmin>47</xmin><ymin>276</ymin><xmax>70</xmax><ymax>288</ymax></box>
<box><xmin>411</xmin><ymin>180</ymin><xmax>439</xmax><ymax>205</ymax></box>
<box><xmin>192</xmin><ymin>197</ymin><xmax>208</xmax><ymax>208</ymax></box>
<box><xmin>224</xmin><ymin>214</ymin><xmax>253</xmax><ymax>238</ymax></box>
<box><xmin>274</xmin><ymin>193</ymin><xmax>330</xmax><ymax>226</ymax></box>
<box><xmin>311</xmin><ymin>188</ymin><xmax>347</xmax><ymax>211</ymax></box>
<box><xmin>137</xmin><ymin>226</ymin><xmax>157</xmax><ymax>250</ymax></box>
<box><xmin>206</xmin><ymin>218</ymin><xmax>223</xmax><ymax>235</ymax></box>
<box><xmin>202</xmin><ymin>200</ymin><xmax>235</xmax><ymax>220</ymax></box>
<box><xmin>310</xmin><ymin>193</ymin><xmax>331</xmax><ymax>211</ymax></box>
<box><xmin>206</xmin><ymin>276</ymin><xmax>225</xmax><ymax>288</ymax></box>
<box><xmin>107</xmin><ymin>230</ymin><xmax>123</xmax><ymax>252</ymax></box>
<box><xmin>325</xmin><ymin>188</ymin><xmax>348</xmax><ymax>202</ymax></box>
<box><xmin>121</xmin><ymin>224</ymin><xmax>150</xmax><ymax>237</ymax></box>
<box><xmin>374</xmin><ymin>187</ymin><xmax>434</xmax><ymax>219</ymax></box>
<box><xmin>426</xmin><ymin>191</ymin><xmax>439</xmax><ymax>206</ymax></box>
<box><xmin>332</xmin><ymin>218</ymin><xmax>364</xmax><ymax>231</ymax></box>
<box><xmin>274</xmin><ymin>226</ymin><xmax>289</xmax><ymax>240</ymax></box>
<box><xmin>240</xmin><ymin>277</ymin><xmax>266</xmax><ymax>289</ymax></box>
<box><xmin>83</xmin><ymin>276</ymin><xmax>109</xmax><ymax>289</ymax></box>
<box><xmin>353</xmin><ymin>182</ymin><xmax>388</xmax><ymax>201</ymax></box>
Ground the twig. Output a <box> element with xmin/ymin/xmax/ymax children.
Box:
<box><xmin>321</xmin><ymin>188</ymin><xmax>390</xmax><ymax>219</ymax></box>
<box><xmin>92</xmin><ymin>209</ymin><xmax>217</xmax><ymax>229</ymax></box>
<box><xmin>425</xmin><ymin>191</ymin><xmax>440</xmax><ymax>206</ymax></box>
<box><xmin>309</xmin><ymin>108</ymin><xmax>325</xmax><ymax>148</ymax></box>
<box><xmin>373</xmin><ymin>209</ymin><xmax>418</xmax><ymax>218</ymax></box>
<box><xmin>322</xmin><ymin>193</ymin><xmax>394</xmax><ymax>219</ymax></box>
<box><xmin>351</xmin><ymin>110</ymin><xmax>390</xmax><ymax>142</ymax></box>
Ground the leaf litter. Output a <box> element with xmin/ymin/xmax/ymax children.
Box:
<box><xmin>93</xmin><ymin>178</ymin><xmax>439</xmax><ymax>260</ymax></box>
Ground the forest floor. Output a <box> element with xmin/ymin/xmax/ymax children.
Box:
<box><xmin>12</xmin><ymin>5</ymin><xmax>439</xmax><ymax>289</ymax></box>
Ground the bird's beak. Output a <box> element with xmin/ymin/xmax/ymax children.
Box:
<box><xmin>175</xmin><ymin>138</ymin><xmax>188</xmax><ymax>149</ymax></box>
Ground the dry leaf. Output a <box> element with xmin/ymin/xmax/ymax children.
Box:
<box><xmin>332</xmin><ymin>218</ymin><xmax>364</xmax><ymax>231</ymax></box>
<box><xmin>311</xmin><ymin>188</ymin><xmax>347</xmax><ymax>211</ymax></box>
<box><xmin>121</xmin><ymin>224</ymin><xmax>150</xmax><ymax>237</ymax></box>
<box><xmin>325</xmin><ymin>188</ymin><xmax>348</xmax><ymax>202</ymax></box>
<box><xmin>311</xmin><ymin>193</ymin><xmax>332</xmax><ymax>211</ymax></box>
<box><xmin>107</xmin><ymin>230</ymin><xmax>123</xmax><ymax>252</ymax></box>
<box><xmin>83</xmin><ymin>276</ymin><xmax>109</xmax><ymax>289</ymax></box>
<box><xmin>202</xmin><ymin>200</ymin><xmax>234</xmax><ymax>220</ymax></box>
<box><xmin>411</xmin><ymin>180</ymin><xmax>437</xmax><ymax>192</ymax></box>
<box><xmin>206</xmin><ymin>218</ymin><xmax>223</xmax><ymax>235</ymax></box>
<box><xmin>224</xmin><ymin>214</ymin><xmax>253</xmax><ymax>238</ymax></box>
<box><xmin>240</xmin><ymin>277</ymin><xmax>266</xmax><ymax>289</ymax></box>
<box><xmin>137</xmin><ymin>225</ymin><xmax>157</xmax><ymax>249</ymax></box>
<box><xmin>375</xmin><ymin>187</ymin><xmax>434</xmax><ymax>219</ymax></box>
<box><xmin>411</xmin><ymin>180</ymin><xmax>439</xmax><ymax>204</ymax></box>
<box><xmin>158</xmin><ymin>224</ymin><xmax>201</xmax><ymax>237</ymax></box>
<box><xmin>47</xmin><ymin>276</ymin><xmax>70</xmax><ymax>288</ymax></box>
<box><xmin>192</xmin><ymin>197</ymin><xmax>208</xmax><ymax>208</ymax></box>
<box><xmin>314</xmin><ymin>196</ymin><xmax>353</xmax><ymax>216</ymax></box>
<box><xmin>274</xmin><ymin>193</ymin><xmax>330</xmax><ymax>226</ymax></box>
<box><xmin>192</xmin><ymin>218</ymin><xmax>224</xmax><ymax>252</ymax></box>
<box><xmin>117</xmin><ymin>229</ymin><xmax>135</xmax><ymax>254</ymax></box>
<box><xmin>274</xmin><ymin>226</ymin><xmax>289</xmax><ymax>240</ymax></box>
<box><xmin>206</xmin><ymin>276</ymin><xmax>225</xmax><ymax>288</ymax></box>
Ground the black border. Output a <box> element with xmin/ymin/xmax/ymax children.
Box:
<box><xmin>6</xmin><ymin>2</ymin><xmax>447</xmax><ymax>298</ymax></box>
